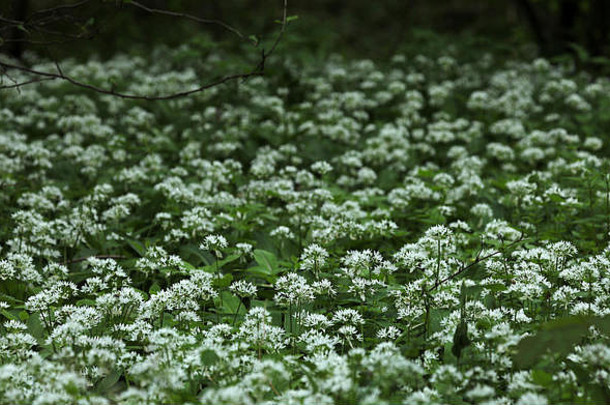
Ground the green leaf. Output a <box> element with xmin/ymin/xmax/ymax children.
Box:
<box><xmin>428</xmin><ymin>308</ymin><xmax>450</xmax><ymax>334</ymax></box>
<box><xmin>465</xmin><ymin>283</ymin><xmax>506</xmax><ymax>297</ymax></box>
<box><xmin>126</xmin><ymin>238</ymin><xmax>146</xmax><ymax>256</ymax></box>
<box><xmin>568</xmin><ymin>42</ymin><xmax>589</xmax><ymax>63</ymax></box>
<box><xmin>149</xmin><ymin>283</ymin><xmax>161</xmax><ymax>295</ymax></box>
<box><xmin>451</xmin><ymin>319</ymin><xmax>470</xmax><ymax>359</ymax></box>
<box><xmin>531</xmin><ymin>369</ymin><xmax>553</xmax><ymax>387</ymax></box>
<box><xmin>1</xmin><ymin>309</ymin><xmax>19</xmax><ymax>321</ymax></box>
<box><xmin>180</xmin><ymin>243</ymin><xmax>210</xmax><ymax>266</ymax></box>
<box><xmin>252</xmin><ymin>249</ymin><xmax>279</xmax><ymax>275</ymax></box>
<box><xmin>76</xmin><ymin>299</ymin><xmax>97</xmax><ymax>307</ymax></box>
<box><xmin>201</xmin><ymin>349</ymin><xmax>220</xmax><ymax>366</ymax></box>
<box><xmin>27</xmin><ymin>313</ymin><xmax>45</xmax><ymax>340</ymax></box>
<box><xmin>214</xmin><ymin>291</ymin><xmax>244</xmax><ymax>316</ymax></box>
<box><xmin>216</xmin><ymin>253</ymin><xmax>241</xmax><ymax>268</ymax></box>
<box><xmin>64</xmin><ymin>380</ymin><xmax>80</xmax><ymax>396</ymax></box>
<box><xmin>286</xmin><ymin>15</ymin><xmax>299</xmax><ymax>23</ymax></box>
<box><xmin>213</xmin><ymin>273</ymin><xmax>233</xmax><ymax>289</ymax></box>
<box><xmin>547</xmin><ymin>193</ymin><xmax>565</xmax><ymax>203</ymax></box>
<box><xmin>95</xmin><ymin>368</ymin><xmax>122</xmax><ymax>394</ymax></box>
<box><xmin>513</xmin><ymin>315</ymin><xmax>610</xmax><ymax>368</ymax></box>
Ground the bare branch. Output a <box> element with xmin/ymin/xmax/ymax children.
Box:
<box><xmin>2</xmin><ymin>37</ymin><xmax>91</xmax><ymax>46</ymax></box>
<box><xmin>266</xmin><ymin>0</ymin><xmax>289</xmax><ymax>58</ymax></box>
<box><xmin>0</xmin><ymin>59</ymin><xmax>264</xmax><ymax>100</ymax></box>
<box><xmin>0</xmin><ymin>76</ymin><xmax>55</xmax><ymax>89</ymax></box>
<box><xmin>129</xmin><ymin>0</ymin><xmax>248</xmax><ymax>42</ymax></box>
<box><xmin>427</xmin><ymin>233</ymin><xmax>526</xmax><ymax>293</ymax></box>
<box><xmin>0</xmin><ymin>0</ymin><xmax>291</xmax><ymax>100</ymax></box>
<box><xmin>250</xmin><ymin>0</ymin><xmax>289</xmax><ymax>77</ymax></box>
<box><xmin>0</xmin><ymin>16</ymin><xmax>23</xmax><ymax>26</ymax></box>
<box><xmin>2</xmin><ymin>0</ymin><xmax>248</xmax><ymax>45</ymax></box>
<box><xmin>27</xmin><ymin>0</ymin><xmax>94</xmax><ymax>20</ymax></box>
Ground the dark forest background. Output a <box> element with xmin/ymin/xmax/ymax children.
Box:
<box><xmin>2</xmin><ymin>1</ymin><xmax>610</xmax><ymax>67</ymax></box>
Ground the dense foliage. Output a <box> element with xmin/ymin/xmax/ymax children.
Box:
<box><xmin>2</xmin><ymin>43</ymin><xmax>610</xmax><ymax>404</ymax></box>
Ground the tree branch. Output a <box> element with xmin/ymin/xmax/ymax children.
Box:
<box><xmin>26</xmin><ymin>0</ymin><xmax>94</xmax><ymax>20</ymax></box>
<box><xmin>0</xmin><ymin>76</ymin><xmax>55</xmax><ymax>89</ymax></box>
<box><xmin>251</xmin><ymin>0</ymin><xmax>288</xmax><ymax>77</ymax></box>
<box><xmin>129</xmin><ymin>0</ymin><xmax>248</xmax><ymax>43</ymax></box>
<box><xmin>0</xmin><ymin>59</ymin><xmax>264</xmax><ymax>100</ymax></box>
<box><xmin>0</xmin><ymin>1</ymin><xmax>291</xmax><ymax>100</ymax></box>
<box><xmin>427</xmin><ymin>233</ymin><xmax>526</xmax><ymax>293</ymax></box>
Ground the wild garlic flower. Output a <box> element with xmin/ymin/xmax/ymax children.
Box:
<box><xmin>376</xmin><ymin>326</ymin><xmax>401</xmax><ymax>341</ymax></box>
<box><xmin>332</xmin><ymin>308</ymin><xmax>364</xmax><ymax>326</ymax></box>
<box><xmin>300</xmin><ymin>244</ymin><xmax>329</xmax><ymax>276</ymax></box>
<box><xmin>235</xmin><ymin>242</ymin><xmax>253</xmax><ymax>256</ymax></box>
<box><xmin>299</xmin><ymin>330</ymin><xmax>339</xmax><ymax>353</ymax></box>
<box><xmin>200</xmin><ymin>234</ymin><xmax>228</xmax><ymax>258</ymax></box>
<box><xmin>312</xmin><ymin>279</ymin><xmax>337</xmax><ymax>297</ymax></box>
<box><xmin>311</xmin><ymin>161</ymin><xmax>333</xmax><ymax>175</ymax></box>
<box><xmin>274</xmin><ymin>273</ymin><xmax>314</xmax><ymax>306</ymax></box>
<box><xmin>237</xmin><ymin>307</ymin><xmax>287</xmax><ymax>352</ymax></box>
<box><xmin>270</xmin><ymin>226</ymin><xmax>295</xmax><ymax>240</ymax></box>
<box><xmin>229</xmin><ymin>280</ymin><xmax>258</xmax><ymax>298</ymax></box>
<box><xmin>341</xmin><ymin>249</ymin><xmax>383</xmax><ymax>278</ymax></box>
<box><xmin>424</xmin><ymin>225</ymin><xmax>453</xmax><ymax>241</ymax></box>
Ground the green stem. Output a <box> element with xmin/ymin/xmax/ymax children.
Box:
<box><xmin>232</xmin><ymin>300</ymin><xmax>242</xmax><ymax>326</ymax></box>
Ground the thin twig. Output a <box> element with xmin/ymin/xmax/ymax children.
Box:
<box><xmin>0</xmin><ymin>16</ymin><xmax>23</xmax><ymax>25</ymax></box>
<box><xmin>0</xmin><ymin>76</ymin><xmax>55</xmax><ymax>89</ymax></box>
<box><xmin>0</xmin><ymin>0</ymin><xmax>290</xmax><ymax>100</ymax></box>
<box><xmin>268</xmin><ymin>379</ymin><xmax>281</xmax><ymax>396</ymax></box>
<box><xmin>266</xmin><ymin>0</ymin><xmax>288</xmax><ymax>58</ymax></box>
<box><xmin>2</xmin><ymin>37</ymin><xmax>92</xmax><ymax>46</ymax></box>
<box><xmin>27</xmin><ymin>0</ymin><xmax>94</xmax><ymax>20</ymax></box>
<box><xmin>427</xmin><ymin>233</ymin><xmax>526</xmax><ymax>293</ymax></box>
<box><xmin>249</xmin><ymin>0</ymin><xmax>289</xmax><ymax>79</ymax></box>
<box><xmin>0</xmin><ymin>60</ymin><xmax>264</xmax><ymax>100</ymax></box>
<box><xmin>129</xmin><ymin>0</ymin><xmax>247</xmax><ymax>41</ymax></box>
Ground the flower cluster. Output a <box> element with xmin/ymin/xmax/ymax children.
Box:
<box><xmin>1</xmin><ymin>41</ymin><xmax>610</xmax><ymax>404</ymax></box>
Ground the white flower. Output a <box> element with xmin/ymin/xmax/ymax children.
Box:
<box><xmin>424</xmin><ymin>225</ymin><xmax>452</xmax><ymax>240</ymax></box>
<box><xmin>516</xmin><ymin>392</ymin><xmax>548</xmax><ymax>405</ymax></box>
<box><xmin>300</xmin><ymin>244</ymin><xmax>329</xmax><ymax>275</ymax></box>
<box><xmin>311</xmin><ymin>161</ymin><xmax>333</xmax><ymax>175</ymax></box>
<box><xmin>229</xmin><ymin>280</ymin><xmax>258</xmax><ymax>298</ymax></box>
<box><xmin>200</xmin><ymin>234</ymin><xmax>228</xmax><ymax>258</ymax></box>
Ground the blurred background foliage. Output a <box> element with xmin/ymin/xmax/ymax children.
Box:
<box><xmin>1</xmin><ymin>0</ymin><xmax>610</xmax><ymax>69</ymax></box>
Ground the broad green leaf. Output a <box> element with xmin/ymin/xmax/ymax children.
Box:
<box><xmin>531</xmin><ymin>369</ymin><xmax>553</xmax><ymax>387</ymax></box>
<box><xmin>216</xmin><ymin>253</ymin><xmax>241</xmax><ymax>268</ymax></box>
<box><xmin>76</xmin><ymin>299</ymin><xmax>97</xmax><ymax>307</ymax></box>
<box><xmin>27</xmin><ymin>313</ymin><xmax>45</xmax><ymax>340</ymax></box>
<box><xmin>1</xmin><ymin>309</ymin><xmax>18</xmax><ymax>321</ymax></box>
<box><xmin>451</xmin><ymin>319</ymin><xmax>470</xmax><ymax>359</ymax></box>
<box><xmin>213</xmin><ymin>273</ymin><xmax>233</xmax><ymax>289</ymax></box>
<box><xmin>201</xmin><ymin>349</ymin><xmax>220</xmax><ymax>366</ymax></box>
<box><xmin>214</xmin><ymin>291</ymin><xmax>244</xmax><ymax>316</ymax></box>
<box><xmin>514</xmin><ymin>315</ymin><xmax>610</xmax><ymax>369</ymax></box>
<box><xmin>95</xmin><ymin>368</ymin><xmax>122</xmax><ymax>394</ymax></box>
<box><xmin>126</xmin><ymin>238</ymin><xmax>146</xmax><ymax>256</ymax></box>
<box><xmin>252</xmin><ymin>249</ymin><xmax>279</xmax><ymax>275</ymax></box>
<box><xmin>149</xmin><ymin>283</ymin><xmax>161</xmax><ymax>295</ymax></box>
